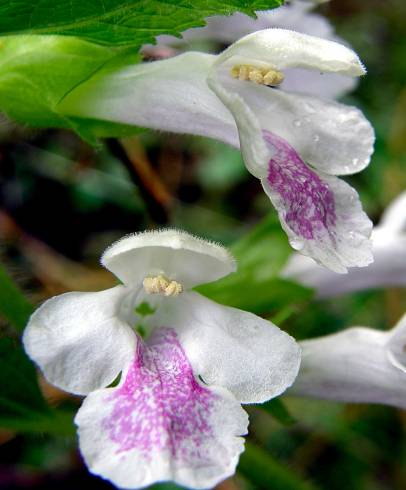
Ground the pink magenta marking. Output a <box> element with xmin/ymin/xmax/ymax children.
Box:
<box><xmin>264</xmin><ymin>130</ymin><xmax>336</xmax><ymax>240</ymax></box>
<box><xmin>102</xmin><ymin>327</ymin><xmax>217</xmax><ymax>461</ymax></box>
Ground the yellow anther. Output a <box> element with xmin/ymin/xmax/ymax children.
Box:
<box><xmin>143</xmin><ymin>275</ymin><xmax>183</xmax><ymax>297</ymax></box>
<box><xmin>231</xmin><ymin>64</ymin><xmax>284</xmax><ymax>86</ymax></box>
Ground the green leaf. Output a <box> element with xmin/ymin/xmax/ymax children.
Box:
<box><xmin>232</xmin><ymin>213</ymin><xmax>293</xmax><ymax>276</ymax></box>
<box><xmin>198</xmin><ymin>276</ymin><xmax>312</xmax><ymax>314</ymax></box>
<box><xmin>0</xmin><ymin>262</ymin><xmax>33</xmax><ymax>331</ymax></box>
<box><xmin>0</xmin><ymin>0</ymin><xmax>283</xmax><ymax>48</ymax></box>
<box><xmin>0</xmin><ymin>337</ymin><xmax>74</xmax><ymax>435</ymax></box>
<box><xmin>0</xmin><ymin>408</ymin><xmax>75</xmax><ymax>436</ymax></box>
<box><xmin>239</xmin><ymin>442</ymin><xmax>319</xmax><ymax>490</ymax></box>
<box><xmin>259</xmin><ymin>398</ymin><xmax>297</xmax><ymax>426</ymax></box>
<box><xmin>0</xmin><ymin>35</ymin><xmax>139</xmax><ymax>142</ymax></box>
<box><xmin>197</xmin><ymin>214</ymin><xmax>313</xmax><ymax>314</ymax></box>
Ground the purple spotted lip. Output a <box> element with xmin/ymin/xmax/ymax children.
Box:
<box><xmin>103</xmin><ymin>327</ymin><xmax>217</xmax><ymax>462</ymax></box>
<box><xmin>264</xmin><ymin>130</ymin><xmax>337</xmax><ymax>241</ymax></box>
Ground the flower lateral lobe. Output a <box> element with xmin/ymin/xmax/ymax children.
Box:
<box><xmin>76</xmin><ymin>327</ymin><xmax>247</xmax><ymax>489</ymax></box>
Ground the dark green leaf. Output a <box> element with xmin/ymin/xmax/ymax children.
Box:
<box><xmin>0</xmin><ymin>338</ymin><xmax>48</xmax><ymax>416</ymax></box>
<box><xmin>231</xmin><ymin>213</ymin><xmax>293</xmax><ymax>276</ymax></box>
<box><xmin>0</xmin><ymin>337</ymin><xmax>75</xmax><ymax>435</ymax></box>
<box><xmin>197</xmin><ymin>213</ymin><xmax>313</xmax><ymax>314</ymax></box>
<box><xmin>0</xmin><ymin>409</ymin><xmax>75</xmax><ymax>436</ymax></box>
<box><xmin>239</xmin><ymin>442</ymin><xmax>319</xmax><ymax>490</ymax></box>
<box><xmin>0</xmin><ymin>0</ymin><xmax>283</xmax><ymax>48</ymax></box>
<box><xmin>198</xmin><ymin>276</ymin><xmax>312</xmax><ymax>314</ymax></box>
<box><xmin>0</xmin><ymin>262</ymin><xmax>33</xmax><ymax>331</ymax></box>
<box><xmin>259</xmin><ymin>398</ymin><xmax>297</xmax><ymax>426</ymax></box>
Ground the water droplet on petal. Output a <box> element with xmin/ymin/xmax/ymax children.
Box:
<box><xmin>293</xmin><ymin>119</ymin><xmax>301</xmax><ymax>127</ymax></box>
<box><xmin>290</xmin><ymin>238</ymin><xmax>304</xmax><ymax>250</ymax></box>
<box><xmin>313</xmin><ymin>134</ymin><xmax>320</xmax><ymax>142</ymax></box>
<box><xmin>352</xmin><ymin>158</ymin><xmax>359</xmax><ymax>166</ymax></box>
<box><xmin>344</xmin><ymin>165</ymin><xmax>350</xmax><ymax>172</ymax></box>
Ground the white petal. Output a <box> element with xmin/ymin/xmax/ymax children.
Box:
<box><xmin>283</xmin><ymin>229</ymin><xmax>406</xmax><ymax>297</ymax></box>
<box><xmin>280</xmin><ymin>67</ymin><xmax>357</xmax><ymax>99</ymax></box>
<box><xmin>61</xmin><ymin>40</ymin><xmax>372</xmax><ymax>179</ymax></box>
<box><xmin>218</xmin><ymin>78</ymin><xmax>374</xmax><ymax>176</ymax></box>
<box><xmin>146</xmin><ymin>291</ymin><xmax>301</xmax><ymax>404</ymax></box>
<box><xmin>283</xmin><ymin>192</ymin><xmax>406</xmax><ymax>296</ymax></box>
<box><xmin>155</xmin><ymin>5</ymin><xmax>356</xmax><ymax>99</ymax></box>
<box><xmin>289</xmin><ymin>318</ymin><xmax>406</xmax><ymax>408</ymax></box>
<box><xmin>290</xmin><ymin>322</ymin><xmax>406</xmax><ymax>409</ymax></box>
<box><xmin>379</xmin><ymin>191</ymin><xmax>406</xmax><ymax>232</ymax></box>
<box><xmin>216</xmin><ymin>28</ymin><xmax>366</xmax><ymax>76</ymax></box>
<box><xmin>75</xmin><ymin>327</ymin><xmax>247</xmax><ymax>489</ymax></box>
<box><xmin>23</xmin><ymin>286</ymin><xmax>136</xmax><ymax>395</ymax></box>
<box><xmin>156</xmin><ymin>4</ymin><xmax>329</xmax><ymax>47</ymax></box>
<box><xmin>207</xmin><ymin>74</ymin><xmax>270</xmax><ymax>180</ymax></box>
<box><xmin>59</xmin><ymin>52</ymin><xmax>240</xmax><ymax>149</ymax></box>
<box><xmin>260</xmin><ymin>131</ymin><xmax>372</xmax><ymax>272</ymax></box>
<box><xmin>166</xmin><ymin>4</ymin><xmax>319</xmax><ymax>45</ymax></box>
<box><xmin>101</xmin><ymin>229</ymin><xmax>236</xmax><ymax>288</ymax></box>
<box><xmin>386</xmin><ymin>313</ymin><xmax>406</xmax><ymax>373</ymax></box>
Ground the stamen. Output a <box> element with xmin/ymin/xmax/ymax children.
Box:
<box><xmin>143</xmin><ymin>275</ymin><xmax>183</xmax><ymax>297</ymax></box>
<box><xmin>231</xmin><ymin>64</ymin><xmax>284</xmax><ymax>86</ymax></box>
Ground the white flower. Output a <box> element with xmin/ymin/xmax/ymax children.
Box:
<box><xmin>282</xmin><ymin>191</ymin><xmax>406</xmax><ymax>297</ymax></box>
<box><xmin>23</xmin><ymin>229</ymin><xmax>300</xmax><ymax>489</ymax></box>
<box><xmin>150</xmin><ymin>0</ymin><xmax>355</xmax><ymax>99</ymax></box>
<box><xmin>289</xmin><ymin>314</ymin><xmax>406</xmax><ymax>409</ymax></box>
<box><xmin>60</xmin><ymin>29</ymin><xmax>375</xmax><ymax>273</ymax></box>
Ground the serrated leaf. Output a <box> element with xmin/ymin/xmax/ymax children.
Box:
<box><xmin>0</xmin><ymin>0</ymin><xmax>283</xmax><ymax>48</ymax></box>
<box><xmin>0</xmin><ymin>262</ymin><xmax>33</xmax><ymax>331</ymax></box>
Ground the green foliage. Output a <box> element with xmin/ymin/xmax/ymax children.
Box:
<box><xmin>259</xmin><ymin>398</ymin><xmax>296</xmax><ymax>426</ymax></box>
<box><xmin>240</xmin><ymin>442</ymin><xmax>319</xmax><ymax>490</ymax></box>
<box><xmin>0</xmin><ymin>337</ymin><xmax>74</xmax><ymax>435</ymax></box>
<box><xmin>0</xmin><ymin>35</ymin><xmax>140</xmax><ymax>142</ymax></box>
<box><xmin>0</xmin><ymin>0</ymin><xmax>283</xmax><ymax>48</ymax></box>
<box><xmin>197</xmin><ymin>214</ymin><xmax>313</xmax><ymax>314</ymax></box>
<box><xmin>0</xmin><ymin>262</ymin><xmax>33</xmax><ymax>332</ymax></box>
